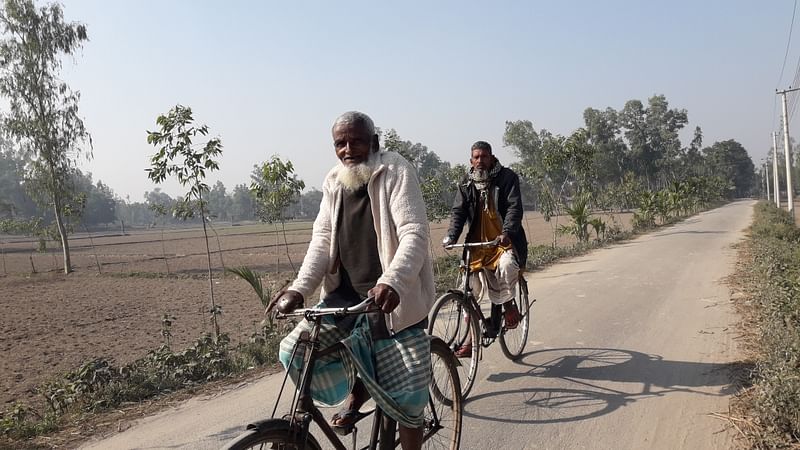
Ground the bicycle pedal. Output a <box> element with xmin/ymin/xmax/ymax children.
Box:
<box><xmin>331</xmin><ymin>409</ymin><xmax>374</xmax><ymax>436</ymax></box>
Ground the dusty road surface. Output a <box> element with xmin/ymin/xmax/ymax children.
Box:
<box><xmin>78</xmin><ymin>201</ymin><xmax>752</xmax><ymax>450</ymax></box>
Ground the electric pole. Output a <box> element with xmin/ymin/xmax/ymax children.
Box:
<box><xmin>766</xmin><ymin>162</ymin><xmax>771</xmax><ymax>200</ymax></box>
<box><xmin>773</xmin><ymin>131</ymin><xmax>781</xmax><ymax>205</ymax></box>
<box><xmin>778</xmin><ymin>87</ymin><xmax>799</xmax><ymax>215</ymax></box>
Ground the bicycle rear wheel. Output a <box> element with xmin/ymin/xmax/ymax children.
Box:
<box><xmin>424</xmin><ymin>337</ymin><xmax>462</xmax><ymax>450</ymax></box>
<box><xmin>499</xmin><ymin>277</ymin><xmax>530</xmax><ymax>360</ymax></box>
<box><xmin>427</xmin><ymin>292</ymin><xmax>479</xmax><ymax>398</ymax></box>
<box><xmin>221</xmin><ymin>426</ymin><xmax>323</xmax><ymax>450</ymax></box>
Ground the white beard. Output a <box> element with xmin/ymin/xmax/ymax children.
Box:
<box><xmin>336</xmin><ymin>153</ymin><xmax>377</xmax><ymax>191</ymax></box>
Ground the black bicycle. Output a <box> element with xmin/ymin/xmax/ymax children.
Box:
<box><xmin>221</xmin><ymin>298</ymin><xmax>463</xmax><ymax>450</ymax></box>
<box><xmin>428</xmin><ymin>239</ymin><xmax>532</xmax><ymax>399</ymax></box>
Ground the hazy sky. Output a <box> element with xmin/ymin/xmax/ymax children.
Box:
<box><xmin>49</xmin><ymin>1</ymin><xmax>794</xmax><ymax>200</ymax></box>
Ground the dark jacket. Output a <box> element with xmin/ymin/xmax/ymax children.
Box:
<box><xmin>446</xmin><ymin>166</ymin><xmax>528</xmax><ymax>267</ymax></box>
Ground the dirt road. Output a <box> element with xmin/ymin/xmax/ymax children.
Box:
<box><xmin>78</xmin><ymin>201</ymin><xmax>752</xmax><ymax>450</ymax></box>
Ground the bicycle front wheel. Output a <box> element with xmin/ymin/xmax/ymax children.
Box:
<box><xmin>428</xmin><ymin>291</ymin><xmax>479</xmax><ymax>398</ymax></box>
<box><xmin>424</xmin><ymin>337</ymin><xmax>463</xmax><ymax>450</ymax></box>
<box><xmin>499</xmin><ymin>277</ymin><xmax>530</xmax><ymax>360</ymax></box>
<box><xmin>221</xmin><ymin>426</ymin><xmax>323</xmax><ymax>450</ymax></box>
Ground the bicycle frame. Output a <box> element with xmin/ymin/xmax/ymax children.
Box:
<box><xmin>274</xmin><ymin>303</ymin><xmax>389</xmax><ymax>450</ymax></box>
<box><xmin>446</xmin><ymin>238</ymin><xmax>528</xmax><ymax>347</ymax></box>
<box><xmin>264</xmin><ymin>300</ymin><xmax>446</xmax><ymax>450</ymax></box>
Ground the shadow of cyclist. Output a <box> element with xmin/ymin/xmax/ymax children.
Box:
<box><xmin>462</xmin><ymin>347</ymin><xmax>751</xmax><ymax>425</ymax></box>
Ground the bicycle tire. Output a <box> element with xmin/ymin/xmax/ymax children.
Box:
<box><xmin>424</xmin><ymin>337</ymin><xmax>463</xmax><ymax>450</ymax></box>
<box><xmin>221</xmin><ymin>424</ymin><xmax>323</xmax><ymax>450</ymax></box>
<box><xmin>499</xmin><ymin>277</ymin><xmax>530</xmax><ymax>360</ymax></box>
<box><xmin>428</xmin><ymin>292</ymin><xmax>480</xmax><ymax>399</ymax></box>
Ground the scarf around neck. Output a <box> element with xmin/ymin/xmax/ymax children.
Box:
<box><xmin>467</xmin><ymin>159</ymin><xmax>503</xmax><ymax>211</ymax></box>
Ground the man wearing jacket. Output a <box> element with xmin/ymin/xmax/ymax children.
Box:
<box><xmin>443</xmin><ymin>140</ymin><xmax>528</xmax><ymax>357</ymax></box>
<box><xmin>274</xmin><ymin>111</ymin><xmax>434</xmax><ymax>450</ymax></box>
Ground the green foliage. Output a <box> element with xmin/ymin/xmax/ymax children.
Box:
<box><xmin>433</xmin><ymin>254</ymin><xmax>460</xmax><ymax>295</ymax></box>
<box><xmin>226</xmin><ymin>266</ymin><xmax>272</xmax><ymax>308</ymax></box>
<box><xmin>147</xmin><ymin>104</ymin><xmax>224</xmax><ymax>339</ymax></box>
<box><xmin>146</xmin><ymin>105</ymin><xmax>222</xmax><ymax>198</ymax></box>
<box><xmin>0</xmin><ymin>0</ymin><xmax>92</xmax><ymax>273</ymax></box>
<box><xmin>0</xmin><ymin>321</ymin><xmax>285</xmax><ymax>439</ymax></box>
<box><xmin>588</xmin><ymin>217</ymin><xmax>606</xmax><ymax>240</ymax></box>
<box><xmin>383</xmin><ymin>129</ymin><xmax>459</xmax><ymax>222</ymax></box>
<box><xmin>737</xmin><ymin>202</ymin><xmax>800</xmax><ymax>447</ymax></box>
<box><xmin>250</xmin><ymin>156</ymin><xmax>305</xmax><ymax>224</ymax></box>
<box><xmin>0</xmin><ymin>402</ymin><xmax>58</xmax><ymax>439</ymax></box>
<box><xmin>558</xmin><ymin>191</ymin><xmax>592</xmax><ymax>242</ymax></box>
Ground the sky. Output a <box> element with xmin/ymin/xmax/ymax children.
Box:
<box><xmin>40</xmin><ymin>0</ymin><xmax>797</xmax><ymax>200</ymax></box>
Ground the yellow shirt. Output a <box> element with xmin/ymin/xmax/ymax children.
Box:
<box><xmin>465</xmin><ymin>192</ymin><xmax>512</xmax><ymax>272</ymax></box>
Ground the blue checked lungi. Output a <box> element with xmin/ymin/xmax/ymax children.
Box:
<box><xmin>278</xmin><ymin>307</ymin><xmax>431</xmax><ymax>429</ymax></box>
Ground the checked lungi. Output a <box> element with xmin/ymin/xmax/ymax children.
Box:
<box><xmin>278</xmin><ymin>309</ymin><xmax>431</xmax><ymax>429</ymax></box>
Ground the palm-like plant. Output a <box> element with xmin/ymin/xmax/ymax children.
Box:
<box><xmin>558</xmin><ymin>191</ymin><xmax>592</xmax><ymax>242</ymax></box>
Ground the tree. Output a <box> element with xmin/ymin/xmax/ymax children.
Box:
<box><xmin>206</xmin><ymin>180</ymin><xmax>230</xmax><ymax>222</ymax></box>
<box><xmin>297</xmin><ymin>188</ymin><xmax>322</xmax><ymax>219</ymax></box>
<box><xmin>0</xmin><ymin>0</ymin><xmax>91</xmax><ymax>273</ymax></box>
<box><xmin>230</xmin><ymin>183</ymin><xmax>254</xmax><ymax>222</ymax></box>
<box><xmin>0</xmin><ymin>145</ymin><xmax>37</xmax><ymax>219</ymax></box>
<box><xmin>147</xmin><ymin>104</ymin><xmax>223</xmax><ymax>340</ymax></box>
<box><xmin>702</xmin><ymin>140</ymin><xmax>756</xmax><ymax>198</ymax></box>
<box><xmin>618</xmin><ymin>95</ymin><xmax>688</xmax><ymax>189</ymax></box>
<box><xmin>583</xmin><ymin>107</ymin><xmax>627</xmax><ymax>186</ymax></box>
<box><xmin>251</xmin><ymin>155</ymin><xmax>304</xmax><ymax>273</ymax></box>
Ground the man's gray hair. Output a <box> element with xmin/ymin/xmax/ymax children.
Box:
<box><xmin>332</xmin><ymin>111</ymin><xmax>376</xmax><ymax>136</ymax></box>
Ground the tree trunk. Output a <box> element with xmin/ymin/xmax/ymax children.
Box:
<box><xmin>52</xmin><ymin>198</ymin><xmax>72</xmax><ymax>274</ymax></box>
<box><xmin>198</xmin><ymin>189</ymin><xmax>220</xmax><ymax>340</ymax></box>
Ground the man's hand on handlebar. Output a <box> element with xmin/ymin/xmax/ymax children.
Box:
<box><xmin>497</xmin><ymin>233</ymin><xmax>511</xmax><ymax>247</ymax></box>
<box><xmin>270</xmin><ymin>289</ymin><xmax>304</xmax><ymax>315</ymax></box>
<box><xmin>369</xmin><ymin>283</ymin><xmax>400</xmax><ymax>314</ymax></box>
<box><xmin>442</xmin><ymin>236</ymin><xmax>453</xmax><ymax>248</ymax></box>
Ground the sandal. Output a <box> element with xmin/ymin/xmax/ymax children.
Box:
<box><xmin>331</xmin><ymin>409</ymin><xmax>370</xmax><ymax>435</ymax></box>
<box><xmin>454</xmin><ymin>343</ymin><xmax>472</xmax><ymax>358</ymax></box>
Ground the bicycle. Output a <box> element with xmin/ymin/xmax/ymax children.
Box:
<box><xmin>222</xmin><ymin>297</ymin><xmax>463</xmax><ymax>450</ymax></box>
<box><xmin>428</xmin><ymin>238</ymin><xmax>532</xmax><ymax>399</ymax></box>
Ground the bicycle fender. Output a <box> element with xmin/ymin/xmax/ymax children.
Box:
<box><xmin>446</xmin><ymin>289</ymin><xmax>464</xmax><ymax>296</ymax></box>
<box><xmin>245</xmin><ymin>418</ymin><xmax>295</xmax><ymax>434</ymax></box>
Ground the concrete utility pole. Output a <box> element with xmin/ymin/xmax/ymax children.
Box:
<box><xmin>778</xmin><ymin>87</ymin><xmax>799</xmax><ymax>215</ymax></box>
<box><xmin>772</xmin><ymin>131</ymin><xmax>781</xmax><ymax>205</ymax></box>
<box><xmin>765</xmin><ymin>162</ymin><xmax>771</xmax><ymax>200</ymax></box>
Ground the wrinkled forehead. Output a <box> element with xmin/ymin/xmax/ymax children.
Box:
<box><xmin>471</xmin><ymin>148</ymin><xmax>492</xmax><ymax>158</ymax></box>
<box><xmin>332</xmin><ymin>121</ymin><xmax>372</xmax><ymax>137</ymax></box>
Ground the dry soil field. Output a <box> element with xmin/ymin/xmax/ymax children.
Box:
<box><xmin>0</xmin><ymin>211</ymin><xmax>632</xmax><ymax>412</ymax></box>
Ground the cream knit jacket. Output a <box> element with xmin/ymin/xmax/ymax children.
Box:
<box><xmin>289</xmin><ymin>151</ymin><xmax>435</xmax><ymax>332</ymax></box>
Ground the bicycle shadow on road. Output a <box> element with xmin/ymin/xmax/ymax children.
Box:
<box><xmin>464</xmin><ymin>347</ymin><xmax>751</xmax><ymax>425</ymax></box>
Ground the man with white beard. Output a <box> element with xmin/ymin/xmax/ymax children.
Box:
<box><xmin>273</xmin><ymin>111</ymin><xmax>434</xmax><ymax>450</ymax></box>
<box><xmin>443</xmin><ymin>140</ymin><xmax>528</xmax><ymax>358</ymax></box>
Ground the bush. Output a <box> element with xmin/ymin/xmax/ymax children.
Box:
<box><xmin>1</xmin><ymin>330</ymin><xmax>284</xmax><ymax>441</ymax></box>
<box><xmin>738</xmin><ymin>201</ymin><xmax>800</xmax><ymax>447</ymax></box>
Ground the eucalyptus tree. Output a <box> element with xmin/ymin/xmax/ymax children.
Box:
<box><xmin>702</xmin><ymin>140</ymin><xmax>756</xmax><ymax>198</ymax></box>
<box><xmin>230</xmin><ymin>183</ymin><xmax>255</xmax><ymax>222</ymax></box>
<box><xmin>503</xmin><ymin>120</ymin><xmax>546</xmax><ymax>209</ymax></box>
<box><xmin>583</xmin><ymin>107</ymin><xmax>628</xmax><ymax>186</ymax></box>
<box><xmin>0</xmin><ymin>0</ymin><xmax>90</xmax><ymax>273</ymax></box>
<box><xmin>146</xmin><ymin>104</ymin><xmax>223</xmax><ymax>340</ymax></box>
<box><xmin>206</xmin><ymin>180</ymin><xmax>230</xmax><ymax>222</ymax></box>
<box><xmin>618</xmin><ymin>95</ymin><xmax>688</xmax><ymax>189</ymax></box>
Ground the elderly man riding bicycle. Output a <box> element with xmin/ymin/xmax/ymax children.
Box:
<box><xmin>442</xmin><ymin>140</ymin><xmax>528</xmax><ymax>358</ymax></box>
<box><xmin>272</xmin><ymin>111</ymin><xmax>434</xmax><ymax>450</ymax></box>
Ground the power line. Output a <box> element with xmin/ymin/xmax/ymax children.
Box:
<box><xmin>777</xmin><ymin>0</ymin><xmax>798</xmax><ymax>88</ymax></box>
<box><xmin>777</xmin><ymin>0</ymin><xmax>799</xmax><ymax>129</ymax></box>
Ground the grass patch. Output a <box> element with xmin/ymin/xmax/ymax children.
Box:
<box><xmin>728</xmin><ymin>202</ymin><xmax>800</xmax><ymax>448</ymax></box>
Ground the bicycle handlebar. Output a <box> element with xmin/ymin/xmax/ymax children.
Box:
<box><xmin>443</xmin><ymin>237</ymin><xmax>501</xmax><ymax>251</ymax></box>
<box><xmin>276</xmin><ymin>296</ymin><xmax>378</xmax><ymax>319</ymax></box>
